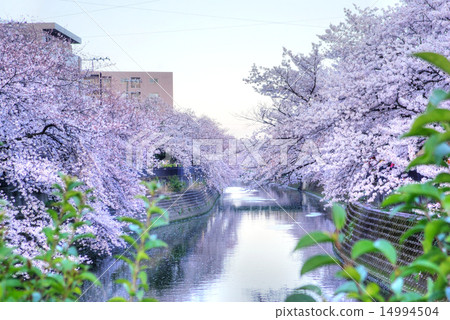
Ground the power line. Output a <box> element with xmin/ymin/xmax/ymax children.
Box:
<box><xmin>45</xmin><ymin>0</ymin><xmax>162</xmax><ymax>19</ymax></box>
<box><xmin>83</xmin><ymin>21</ymin><xmax>327</xmax><ymax>39</ymax></box>
<box><xmin>50</xmin><ymin>0</ymin><xmax>344</xmax><ymax>28</ymax></box>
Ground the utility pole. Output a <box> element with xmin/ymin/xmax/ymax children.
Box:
<box><xmin>82</xmin><ymin>57</ymin><xmax>110</xmax><ymax>104</ymax></box>
<box><xmin>83</xmin><ymin>57</ymin><xmax>110</xmax><ymax>72</ymax></box>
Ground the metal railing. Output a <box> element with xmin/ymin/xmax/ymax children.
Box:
<box><xmin>335</xmin><ymin>202</ymin><xmax>427</xmax><ymax>294</ymax></box>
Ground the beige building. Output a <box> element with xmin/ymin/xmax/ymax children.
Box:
<box><xmin>27</xmin><ymin>22</ymin><xmax>81</xmax><ymax>69</ymax></box>
<box><xmin>27</xmin><ymin>23</ymin><xmax>173</xmax><ymax>106</ymax></box>
<box><xmin>86</xmin><ymin>71</ymin><xmax>173</xmax><ymax>106</ymax></box>
<box><xmin>29</xmin><ymin>22</ymin><xmax>81</xmax><ymax>45</ymax></box>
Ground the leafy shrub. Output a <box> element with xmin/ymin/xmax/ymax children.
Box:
<box><xmin>0</xmin><ymin>175</ymin><xmax>168</xmax><ymax>302</ymax></box>
<box><xmin>288</xmin><ymin>52</ymin><xmax>450</xmax><ymax>302</ymax></box>
<box><xmin>161</xmin><ymin>163</ymin><xmax>177</xmax><ymax>168</ymax></box>
<box><xmin>109</xmin><ymin>181</ymin><xmax>168</xmax><ymax>302</ymax></box>
<box><xmin>0</xmin><ymin>174</ymin><xmax>98</xmax><ymax>301</ymax></box>
<box><xmin>167</xmin><ymin>176</ymin><xmax>185</xmax><ymax>192</ymax></box>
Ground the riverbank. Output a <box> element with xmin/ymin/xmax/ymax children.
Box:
<box><xmin>155</xmin><ymin>185</ymin><xmax>220</xmax><ymax>223</ymax></box>
<box><xmin>285</xmin><ymin>185</ymin><xmax>426</xmax><ymax>294</ymax></box>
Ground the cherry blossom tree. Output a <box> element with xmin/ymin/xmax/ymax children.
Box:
<box><xmin>244</xmin><ymin>0</ymin><xmax>450</xmax><ymax>203</ymax></box>
<box><xmin>0</xmin><ymin>21</ymin><xmax>234</xmax><ymax>259</ymax></box>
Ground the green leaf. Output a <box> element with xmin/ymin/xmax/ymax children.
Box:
<box><xmin>381</xmin><ymin>193</ymin><xmax>410</xmax><ymax>208</ymax></box>
<box><xmin>138</xmin><ymin>271</ymin><xmax>148</xmax><ymax>286</ymax></box>
<box><xmin>414</xmin><ymin>52</ymin><xmax>450</xmax><ymax>75</ymax></box>
<box><xmin>365</xmin><ymin>282</ymin><xmax>381</xmax><ymax>298</ymax></box>
<box><xmin>352</xmin><ymin>239</ymin><xmax>396</xmax><ymax>265</ymax></box>
<box><xmin>149</xmin><ymin>206</ymin><xmax>165</xmax><ymax>215</ymax></box>
<box><xmin>68</xmin><ymin>181</ymin><xmax>84</xmax><ymax>191</ymax></box>
<box><xmin>301</xmin><ymin>255</ymin><xmax>338</xmax><ymax>275</ymax></box>
<box><xmin>32</xmin><ymin>292</ymin><xmax>41</xmax><ymax>302</ymax></box>
<box><xmin>118</xmin><ymin>217</ymin><xmax>144</xmax><ymax>229</ymax></box>
<box><xmin>80</xmin><ymin>272</ymin><xmax>98</xmax><ymax>284</ymax></box>
<box><xmin>115</xmin><ymin>279</ymin><xmax>132</xmax><ymax>293</ymax></box>
<box><xmin>121</xmin><ymin>235</ymin><xmax>138</xmax><ymax>249</ymax></box>
<box><xmin>294</xmin><ymin>231</ymin><xmax>332</xmax><ymax>251</ymax></box>
<box><xmin>404</xmin><ymin>109</ymin><xmax>450</xmax><ymax>139</ymax></box>
<box><xmin>397</xmin><ymin>183</ymin><xmax>442</xmax><ymax>201</ymax></box>
<box><xmin>46</xmin><ymin>209</ymin><xmax>59</xmax><ymax>224</ymax></box>
<box><xmin>423</xmin><ymin>219</ymin><xmax>447</xmax><ymax>253</ymax></box>
<box><xmin>150</xmin><ymin>214</ymin><xmax>169</xmax><ymax>229</ymax></box>
<box><xmin>434</xmin><ymin>173</ymin><xmax>450</xmax><ymax>184</ymax></box>
<box><xmin>355</xmin><ymin>265</ymin><xmax>368</xmax><ymax>283</ymax></box>
<box><xmin>352</xmin><ymin>240</ymin><xmax>375</xmax><ymax>260</ymax></box>
<box><xmin>335</xmin><ymin>265</ymin><xmax>366</xmax><ymax>283</ymax></box>
<box><xmin>434</xmin><ymin>142</ymin><xmax>450</xmax><ymax>164</ymax></box>
<box><xmin>116</xmin><ymin>255</ymin><xmax>134</xmax><ymax>266</ymax></box>
<box><xmin>72</xmin><ymin>233</ymin><xmax>95</xmax><ymax>243</ymax></box>
<box><xmin>391</xmin><ymin>277</ymin><xmax>403</xmax><ymax>296</ymax></box>
<box><xmin>141</xmin><ymin>297</ymin><xmax>158</xmax><ymax>302</ymax></box>
<box><xmin>401</xmin><ymin>292</ymin><xmax>424</xmax><ymax>302</ymax></box>
<box><xmin>401</xmin><ymin>260</ymin><xmax>441</xmax><ymax>277</ymax></box>
<box><xmin>332</xmin><ymin>204</ymin><xmax>346</xmax><ymax>230</ymax></box>
<box><xmin>429</xmin><ymin>89</ymin><xmax>450</xmax><ymax>107</ymax></box>
<box><xmin>400</xmin><ymin>223</ymin><xmax>425</xmax><ymax>244</ymax></box>
<box><xmin>135</xmin><ymin>195</ymin><xmax>151</xmax><ymax>208</ymax></box>
<box><xmin>294</xmin><ymin>284</ymin><xmax>322</xmax><ymax>296</ymax></box>
<box><xmin>144</xmin><ymin>238</ymin><xmax>167</xmax><ymax>250</ymax></box>
<box><xmin>129</xmin><ymin>224</ymin><xmax>142</xmax><ymax>235</ymax></box>
<box><xmin>108</xmin><ymin>297</ymin><xmax>127</xmax><ymax>302</ymax></box>
<box><xmin>285</xmin><ymin>293</ymin><xmax>316</xmax><ymax>302</ymax></box>
<box><xmin>136</xmin><ymin>251</ymin><xmax>149</xmax><ymax>262</ymax></box>
<box><xmin>373</xmin><ymin>239</ymin><xmax>397</xmax><ymax>265</ymax></box>
<box><xmin>335</xmin><ymin>281</ymin><xmax>359</xmax><ymax>294</ymax></box>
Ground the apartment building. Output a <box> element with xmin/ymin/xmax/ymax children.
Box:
<box><xmin>86</xmin><ymin>71</ymin><xmax>173</xmax><ymax>106</ymax></box>
<box><xmin>29</xmin><ymin>22</ymin><xmax>81</xmax><ymax>45</ymax></box>
<box><xmin>27</xmin><ymin>23</ymin><xmax>173</xmax><ymax>106</ymax></box>
<box><xmin>28</xmin><ymin>22</ymin><xmax>81</xmax><ymax>69</ymax></box>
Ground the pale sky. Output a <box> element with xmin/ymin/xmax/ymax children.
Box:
<box><xmin>1</xmin><ymin>0</ymin><xmax>399</xmax><ymax>137</ymax></box>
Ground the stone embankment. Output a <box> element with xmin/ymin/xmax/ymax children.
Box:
<box><xmin>335</xmin><ymin>202</ymin><xmax>426</xmax><ymax>294</ymax></box>
<box><xmin>155</xmin><ymin>186</ymin><xmax>220</xmax><ymax>223</ymax></box>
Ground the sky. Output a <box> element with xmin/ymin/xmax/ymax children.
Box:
<box><xmin>1</xmin><ymin>0</ymin><xmax>399</xmax><ymax>137</ymax></box>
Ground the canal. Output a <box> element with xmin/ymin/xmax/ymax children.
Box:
<box><xmin>81</xmin><ymin>187</ymin><xmax>345</xmax><ymax>302</ymax></box>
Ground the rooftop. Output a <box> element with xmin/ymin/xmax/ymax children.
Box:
<box><xmin>30</xmin><ymin>22</ymin><xmax>81</xmax><ymax>44</ymax></box>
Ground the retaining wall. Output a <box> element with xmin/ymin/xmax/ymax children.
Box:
<box><xmin>152</xmin><ymin>186</ymin><xmax>220</xmax><ymax>223</ymax></box>
<box><xmin>335</xmin><ymin>202</ymin><xmax>426</xmax><ymax>294</ymax></box>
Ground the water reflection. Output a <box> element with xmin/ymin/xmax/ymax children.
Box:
<box><xmin>82</xmin><ymin>187</ymin><xmax>345</xmax><ymax>302</ymax></box>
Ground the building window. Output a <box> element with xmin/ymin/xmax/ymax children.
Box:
<box><xmin>130</xmin><ymin>77</ymin><xmax>141</xmax><ymax>88</ymax></box>
<box><xmin>149</xmin><ymin>78</ymin><xmax>158</xmax><ymax>84</ymax></box>
<box><xmin>102</xmin><ymin>76</ymin><xmax>112</xmax><ymax>88</ymax></box>
<box><xmin>85</xmin><ymin>74</ymin><xmax>100</xmax><ymax>85</ymax></box>
<box><xmin>130</xmin><ymin>91</ymin><xmax>141</xmax><ymax>99</ymax></box>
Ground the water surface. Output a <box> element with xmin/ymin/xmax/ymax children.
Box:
<box><xmin>82</xmin><ymin>187</ymin><xmax>345</xmax><ymax>301</ymax></box>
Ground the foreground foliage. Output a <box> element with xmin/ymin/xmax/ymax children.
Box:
<box><xmin>0</xmin><ymin>175</ymin><xmax>167</xmax><ymax>302</ymax></box>
<box><xmin>109</xmin><ymin>181</ymin><xmax>168</xmax><ymax>302</ymax></box>
<box><xmin>288</xmin><ymin>53</ymin><xmax>450</xmax><ymax>302</ymax></box>
<box><xmin>0</xmin><ymin>175</ymin><xmax>97</xmax><ymax>301</ymax></box>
